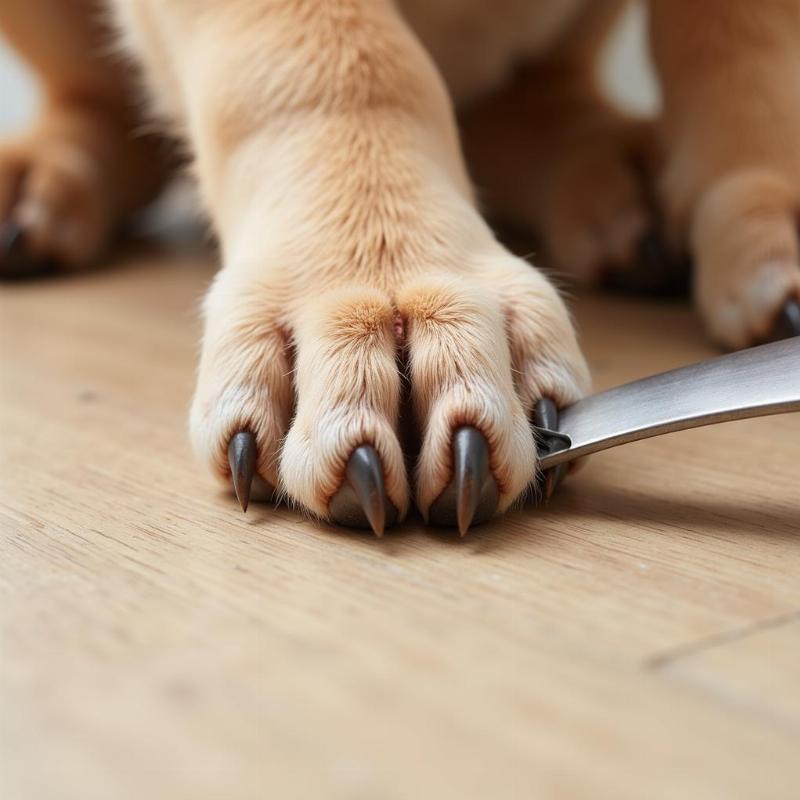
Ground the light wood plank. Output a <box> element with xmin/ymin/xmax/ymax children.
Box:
<box><xmin>656</xmin><ymin>617</ymin><xmax>800</xmax><ymax>732</ymax></box>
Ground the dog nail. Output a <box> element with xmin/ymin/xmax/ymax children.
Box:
<box><xmin>1</xmin><ymin>222</ymin><xmax>23</xmax><ymax>258</ymax></box>
<box><xmin>533</xmin><ymin>398</ymin><xmax>567</xmax><ymax>503</ymax></box>
<box><xmin>228</xmin><ymin>431</ymin><xmax>258</xmax><ymax>512</ymax></box>
<box><xmin>0</xmin><ymin>221</ymin><xmax>56</xmax><ymax>279</ymax></box>
<box><xmin>533</xmin><ymin>397</ymin><xmax>559</xmax><ymax>431</ymax></box>
<box><xmin>0</xmin><ymin>222</ymin><xmax>32</xmax><ymax>277</ymax></box>
<box><xmin>329</xmin><ymin>445</ymin><xmax>396</xmax><ymax>536</ymax></box>
<box><xmin>429</xmin><ymin>427</ymin><xmax>499</xmax><ymax>534</ymax></box>
<box><xmin>453</xmin><ymin>428</ymin><xmax>490</xmax><ymax>537</ymax></box>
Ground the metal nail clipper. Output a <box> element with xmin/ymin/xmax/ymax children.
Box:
<box><xmin>534</xmin><ymin>334</ymin><xmax>800</xmax><ymax>471</ymax></box>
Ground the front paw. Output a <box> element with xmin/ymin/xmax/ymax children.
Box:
<box><xmin>541</xmin><ymin>121</ymin><xmax>687</xmax><ymax>296</ymax></box>
<box><xmin>691</xmin><ymin>169</ymin><xmax>800</xmax><ymax>348</ymax></box>
<box><xmin>0</xmin><ymin>136</ymin><xmax>108</xmax><ymax>277</ymax></box>
<box><xmin>190</xmin><ymin>250</ymin><xmax>589</xmax><ymax>535</ymax></box>
<box><xmin>0</xmin><ymin>105</ymin><xmax>165</xmax><ymax>278</ymax></box>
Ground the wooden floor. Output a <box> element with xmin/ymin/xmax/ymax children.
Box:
<box><xmin>2</xmin><ymin>248</ymin><xmax>799</xmax><ymax>800</ymax></box>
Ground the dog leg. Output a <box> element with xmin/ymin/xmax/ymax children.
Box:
<box><xmin>651</xmin><ymin>0</ymin><xmax>800</xmax><ymax>346</ymax></box>
<box><xmin>0</xmin><ymin>0</ymin><xmax>167</xmax><ymax>275</ymax></box>
<box><xmin>461</xmin><ymin>2</ymin><xmax>679</xmax><ymax>293</ymax></box>
<box><xmin>114</xmin><ymin>0</ymin><xmax>590</xmax><ymax>530</ymax></box>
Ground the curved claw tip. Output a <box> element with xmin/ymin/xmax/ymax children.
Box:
<box><xmin>228</xmin><ymin>431</ymin><xmax>257</xmax><ymax>513</ymax></box>
<box><xmin>349</xmin><ymin>447</ymin><xmax>386</xmax><ymax>537</ymax></box>
<box><xmin>330</xmin><ymin>445</ymin><xmax>397</xmax><ymax>536</ymax></box>
<box><xmin>453</xmin><ymin>427</ymin><xmax>489</xmax><ymax>537</ymax></box>
<box><xmin>429</xmin><ymin>427</ymin><xmax>499</xmax><ymax>535</ymax></box>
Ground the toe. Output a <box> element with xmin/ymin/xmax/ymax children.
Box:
<box><xmin>500</xmin><ymin>259</ymin><xmax>591</xmax><ymax>411</ymax></box>
<box><xmin>191</xmin><ymin>272</ymin><xmax>293</xmax><ymax>498</ymax></box>
<box><xmin>498</xmin><ymin>261</ymin><xmax>589</xmax><ymax>503</ymax></box>
<box><xmin>692</xmin><ymin>169</ymin><xmax>800</xmax><ymax>348</ymax></box>
<box><xmin>279</xmin><ymin>286</ymin><xmax>409</xmax><ymax>522</ymax></box>
<box><xmin>397</xmin><ymin>273</ymin><xmax>536</xmax><ymax>518</ymax></box>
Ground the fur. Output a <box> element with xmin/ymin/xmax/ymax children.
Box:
<box><xmin>1</xmin><ymin>0</ymin><xmax>798</xmax><ymax>519</ymax></box>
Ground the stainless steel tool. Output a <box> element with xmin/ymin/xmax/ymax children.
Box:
<box><xmin>536</xmin><ymin>336</ymin><xmax>800</xmax><ymax>470</ymax></box>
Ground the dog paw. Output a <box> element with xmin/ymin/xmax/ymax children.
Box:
<box><xmin>691</xmin><ymin>169</ymin><xmax>800</xmax><ymax>348</ymax></box>
<box><xmin>190</xmin><ymin>246</ymin><xmax>590</xmax><ymax>535</ymax></box>
<box><xmin>542</xmin><ymin>121</ymin><xmax>686</xmax><ymax>296</ymax></box>
<box><xmin>0</xmin><ymin>106</ymin><xmax>164</xmax><ymax>277</ymax></box>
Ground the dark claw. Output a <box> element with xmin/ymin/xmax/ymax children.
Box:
<box><xmin>1</xmin><ymin>222</ymin><xmax>24</xmax><ymax>259</ymax></box>
<box><xmin>228</xmin><ymin>431</ymin><xmax>258</xmax><ymax>512</ymax></box>
<box><xmin>533</xmin><ymin>397</ymin><xmax>559</xmax><ymax>432</ymax></box>
<box><xmin>429</xmin><ymin>427</ymin><xmax>499</xmax><ymax>536</ymax></box>
<box><xmin>532</xmin><ymin>398</ymin><xmax>567</xmax><ymax>503</ymax></box>
<box><xmin>0</xmin><ymin>222</ymin><xmax>28</xmax><ymax>276</ymax></box>
<box><xmin>770</xmin><ymin>297</ymin><xmax>800</xmax><ymax>340</ymax></box>
<box><xmin>0</xmin><ymin>222</ymin><xmax>54</xmax><ymax>280</ymax></box>
<box><xmin>452</xmin><ymin>428</ymin><xmax>490</xmax><ymax>537</ymax></box>
<box><xmin>329</xmin><ymin>445</ymin><xmax>397</xmax><ymax>536</ymax></box>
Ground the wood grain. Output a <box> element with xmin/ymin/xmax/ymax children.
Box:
<box><xmin>2</xmin><ymin>249</ymin><xmax>799</xmax><ymax>800</ymax></box>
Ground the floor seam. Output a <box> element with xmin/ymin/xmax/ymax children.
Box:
<box><xmin>644</xmin><ymin>608</ymin><xmax>800</xmax><ymax>670</ymax></box>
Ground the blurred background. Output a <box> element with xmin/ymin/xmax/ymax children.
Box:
<box><xmin>0</xmin><ymin>37</ymin><xmax>37</xmax><ymax>134</ymax></box>
<box><xmin>0</xmin><ymin>3</ymin><xmax>658</xmax><ymax>136</ymax></box>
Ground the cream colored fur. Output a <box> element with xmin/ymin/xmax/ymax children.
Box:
<box><xmin>113</xmin><ymin>0</ymin><xmax>589</xmax><ymax>519</ymax></box>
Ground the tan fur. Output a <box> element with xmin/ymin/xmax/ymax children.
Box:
<box><xmin>1</xmin><ymin>0</ymin><xmax>798</xmax><ymax>520</ymax></box>
<box><xmin>650</xmin><ymin>0</ymin><xmax>800</xmax><ymax>346</ymax></box>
